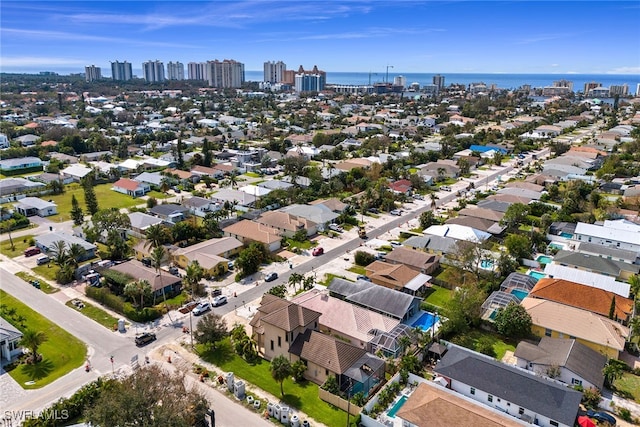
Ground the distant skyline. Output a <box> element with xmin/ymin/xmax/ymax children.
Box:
<box><xmin>2</xmin><ymin>1</ymin><xmax>639</xmax><ymax>76</ymax></box>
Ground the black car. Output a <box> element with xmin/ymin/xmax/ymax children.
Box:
<box><xmin>211</xmin><ymin>288</ymin><xmax>222</xmax><ymax>297</ymax></box>
<box><xmin>586</xmin><ymin>410</ymin><xmax>616</xmax><ymax>426</ymax></box>
<box><xmin>135</xmin><ymin>332</ymin><xmax>157</xmax><ymax>347</ymax></box>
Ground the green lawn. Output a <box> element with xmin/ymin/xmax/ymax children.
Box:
<box><xmin>320</xmin><ymin>273</ymin><xmax>347</xmax><ymax>286</ymax></box>
<box><xmin>348</xmin><ymin>265</ymin><xmax>366</xmax><ymax>275</ymax></box>
<box><xmin>449</xmin><ymin>329</ymin><xmax>517</xmax><ymax>360</ymax></box>
<box><xmin>45</xmin><ymin>183</ymin><xmax>144</xmax><ymax>222</ymax></box>
<box><xmin>65</xmin><ymin>299</ymin><xmax>119</xmax><ymax>330</ymax></box>
<box><xmin>613</xmin><ymin>372</ymin><xmax>640</xmax><ymax>403</ymax></box>
<box><xmin>0</xmin><ymin>235</ymin><xmax>35</xmax><ymax>258</ymax></box>
<box><xmin>244</xmin><ymin>172</ymin><xmax>261</xmax><ymax>178</ymax></box>
<box><xmin>285</xmin><ymin>239</ymin><xmax>315</xmax><ymax>250</ymax></box>
<box><xmin>198</xmin><ymin>339</ymin><xmax>347</xmax><ymax>426</ymax></box>
<box><xmin>146</xmin><ymin>190</ymin><xmax>170</xmax><ymax>200</ymax></box>
<box><xmin>32</xmin><ymin>264</ymin><xmax>60</xmax><ymax>282</ymax></box>
<box><xmin>423</xmin><ymin>285</ymin><xmax>452</xmax><ymax>308</ymax></box>
<box><xmin>0</xmin><ymin>290</ymin><xmax>86</xmax><ymax>389</ymax></box>
<box><xmin>15</xmin><ymin>271</ymin><xmax>59</xmax><ymax>294</ymax></box>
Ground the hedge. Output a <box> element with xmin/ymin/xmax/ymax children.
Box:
<box><xmin>85</xmin><ymin>286</ymin><xmax>160</xmax><ymax>322</ymax></box>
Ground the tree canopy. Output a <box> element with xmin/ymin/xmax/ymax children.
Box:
<box><xmin>194</xmin><ymin>313</ymin><xmax>228</xmax><ymax>349</ymax></box>
<box><xmin>493</xmin><ymin>302</ymin><xmax>532</xmax><ymax>339</ymax></box>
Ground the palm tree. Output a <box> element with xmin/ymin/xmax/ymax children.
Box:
<box><xmin>124</xmin><ymin>279</ymin><xmax>152</xmax><ymax>309</ymax></box>
<box><xmin>0</xmin><ymin>206</ymin><xmax>15</xmax><ymax>251</ymax></box>
<box><xmin>145</xmin><ymin>224</ymin><xmax>168</xmax><ymax>250</ymax></box>
<box><xmin>20</xmin><ymin>329</ymin><xmax>47</xmax><ymax>364</ymax></box>
<box><xmin>184</xmin><ymin>260</ymin><xmax>204</xmax><ymax>299</ymax></box>
<box><xmin>67</xmin><ymin>243</ymin><xmax>87</xmax><ymax>269</ymax></box>
<box><xmin>288</xmin><ymin>272</ymin><xmax>304</xmax><ymax>292</ymax></box>
<box><xmin>270</xmin><ymin>355</ymin><xmax>292</xmax><ymax>397</ymax></box>
<box><xmin>50</xmin><ymin>240</ymin><xmax>70</xmax><ymax>267</ymax></box>
<box><xmin>436</xmin><ymin>167</ymin><xmax>446</xmax><ymax>183</ymax></box>
<box><xmin>429</xmin><ymin>192</ymin><xmax>439</xmax><ymax>210</ymax></box>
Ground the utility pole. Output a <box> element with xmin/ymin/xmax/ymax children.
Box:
<box><xmin>385</xmin><ymin>65</ymin><xmax>394</xmax><ymax>83</ymax></box>
<box><xmin>368</xmin><ymin>71</ymin><xmax>378</xmax><ymax>85</ymax></box>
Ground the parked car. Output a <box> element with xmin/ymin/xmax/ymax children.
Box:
<box><xmin>212</xmin><ymin>295</ymin><xmax>228</xmax><ymax>307</ymax></box>
<box><xmin>135</xmin><ymin>332</ymin><xmax>157</xmax><ymax>347</ymax></box>
<box><xmin>367</xmin><ymin>208</ymin><xmax>380</xmax><ymax>214</ymax></box>
<box><xmin>312</xmin><ymin>247</ymin><xmax>324</xmax><ymax>256</ymax></box>
<box><xmin>36</xmin><ymin>255</ymin><xmax>50</xmax><ymax>265</ymax></box>
<box><xmin>192</xmin><ymin>302</ymin><xmax>211</xmax><ymax>316</ymax></box>
<box><xmin>389</xmin><ymin>209</ymin><xmax>402</xmax><ymax>216</ymax></box>
<box><xmin>441</xmin><ymin>186</ymin><xmax>452</xmax><ymax>192</ymax></box>
<box><xmin>356</xmin><ymin>275</ymin><xmax>371</xmax><ymax>282</ymax></box>
<box><xmin>24</xmin><ymin>246</ymin><xmax>41</xmax><ymax>257</ymax></box>
<box><xmin>586</xmin><ymin>410</ymin><xmax>616</xmax><ymax>426</ymax></box>
<box><xmin>329</xmin><ymin>224</ymin><xmax>343</xmax><ymax>232</ymax></box>
<box><xmin>227</xmin><ymin>261</ymin><xmax>234</xmax><ymax>270</ymax></box>
<box><xmin>168</xmin><ymin>266</ymin><xmax>180</xmax><ymax>276</ymax></box>
<box><xmin>390</xmin><ymin>241</ymin><xmax>402</xmax><ymax>247</ymax></box>
<box><xmin>141</xmin><ymin>257</ymin><xmax>152</xmax><ymax>267</ymax></box>
<box><xmin>412</xmin><ymin>194</ymin><xmax>424</xmax><ymax>200</ymax></box>
<box><xmin>264</xmin><ymin>272</ymin><xmax>278</xmax><ymax>282</ymax></box>
<box><xmin>211</xmin><ymin>289</ymin><xmax>222</xmax><ymax>297</ymax></box>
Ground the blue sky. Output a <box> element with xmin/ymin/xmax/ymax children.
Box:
<box><xmin>1</xmin><ymin>1</ymin><xmax>639</xmax><ymax>75</ymax></box>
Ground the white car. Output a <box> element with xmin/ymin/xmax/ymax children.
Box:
<box><xmin>389</xmin><ymin>209</ymin><xmax>402</xmax><ymax>216</ymax></box>
<box><xmin>329</xmin><ymin>224</ymin><xmax>343</xmax><ymax>232</ymax></box>
<box><xmin>212</xmin><ymin>295</ymin><xmax>227</xmax><ymax>307</ymax></box>
<box><xmin>192</xmin><ymin>302</ymin><xmax>211</xmax><ymax>316</ymax></box>
<box><xmin>390</xmin><ymin>241</ymin><xmax>402</xmax><ymax>247</ymax></box>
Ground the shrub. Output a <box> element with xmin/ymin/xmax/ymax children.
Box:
<box><xmin>581</xmin><ymin>387</ymin><xmax>601</xmax><ymax>409</ymax></box>
<box><xmin>355</xmin><ymin>251</ymin><xmax>376</xmax><ymax>266</ymax></box>
<box><xmin>475</xmin><ymin>337</ymin><xmax>496</xmax><ymax>357</ymax></box>
<box><xmin>85</xmin><ymin>286</ymin><xmax>160</xmax><ymax>322</ymax></box>
<box><xmin>617</xmin><ymin>407</ymin><xmax>632</xmax><ymax>422</ymax></box>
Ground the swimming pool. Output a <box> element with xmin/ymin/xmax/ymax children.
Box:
<box><xmin>548</xmin><ymin>243</ymin><xmax>564</xmax><ymax>250</ymax></box>
<box><xmin>528</xmin><ymin>271</ymin><xmax>546</xmax><ymax>281</ymax></box>
<box><xmin>489</xmin><ymin>310</ymin><xmax>498</xmax><ymax>320</ymax></box>
<box><xmin>480</xmin><ymin>259</ymin><xmax>494</xmax><ymax>269</ymax></box>
<box><xmin>411</xmin><ymin>312</ymin><xmax>439</xmax><ymax>331</ymax></box>
<box><xmin>387</xmin><ymin>395</ymin><xmax>408</xmax><ymax>418</ymax></box>
<box><xmin>536</xmin><ymin>255</ymin><xmax>553</xmax><ymax>264</ymax></box>
<box><xmin>560</xmin><ymin>232</ymin><xmax>573</xmax><ymax>238</ymax></box>
<box><xmin>511</xmin><ymin>289</ymin><xmax>529</xmax><ymax>300</ymax></box>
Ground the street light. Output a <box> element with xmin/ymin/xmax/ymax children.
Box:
<box><xmin>385</xmin><ymin>65</ymin><xmax>394</xmax><ymax>83</ymax></box>
<box><xmin>346</xmin><ymin>378</ymin><xmax>353</xmax><ymax>427</ymax></box>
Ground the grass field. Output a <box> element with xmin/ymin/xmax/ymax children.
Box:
<box><xmin>423</xmin><ymin>285</ymin><xmax>452</xmax><ymax>308</ymax></box>
<box><xmin>348</xmin><ymin>265</ymin><xmax>366</xmax><ymax>275</ymax></box>
<box><xmin>15</xmin><ymin>271</ymin><xmax>59</xmax><ymax>294</ymax></box>
<box><xmin>198</xmin><ymin>338</ymin><xmax>347</xmax><ymax>426</ymax></box>
<box><xmin>65</xmin><ymin>299</ymin><xmax>119</xmax><ymax>330</ymax></box>
<box><xmin>0</xmin><ymin>289</ymin><xmax>86</xmax><ymax>389</ymax></box>
<box><xmin>0</xmin><ymin>234</ymin><xmax>35</xmax><ymax>258</ymax></box>
<box><xmin>32</xmin><ymin>264</ymin><xmax>60</xmax><ymax>282</ymax></box>
<box><xmin>449</xmin><ymin>329</ymin><xmax>517</xmax><ymax>360</ymax></box>
<box><xmin>614</xmin><ymin>372</ymin><xmax>640</xmax><ymax>403</ymax></box>
<box><xmin>45</xmin><ymin>183</ymin><xmax>145</xmax><ymax>222</ymax></box>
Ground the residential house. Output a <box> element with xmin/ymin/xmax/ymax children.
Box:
<box><xmin>249</xmin><ymin>294</ymin><xmax>321</xmax><ymax>361</ymax></box>
<box><xmin>289</xmin><ymin>329</ymin><xmax>385</xmax><ymax>394</ymax></box>
<box><xmin>383</xmin><ymin>246</ymin><xmax>440</xmax><ymax>275</ymax></box>
<box><xmin>13</xmin><ymin>197</ymin><xmax>57</xmax><ymax>217</ymax></box>
<box><xmin>112</xmin><ymin>178</ymin><xmax>150</xmax><ymax>198</ymax></box>
<box><xmin>389</xmin><ymin>179</ymin><xmax>412</xmax><ymax>194</ymax></box>
<box><xmin>446</xmin><ymin>216</ymin><xmax>506</xmax><ymax>235</ymax></box>
<box><xmin>0</xmin><ymin>317</ymin><xmax>23</xmax><ymax>362</ymax></box>
<box><xmin>134</xmin><ymin>171</ymin><xmax>164</xmax><ymax>188</ymax></box>
<box><xmin>457</xmin><ymin>207</ymin><xmax>505</xmax><ymax>223</ymax></box>
<box><xmin>16</xmin><ymin>134</ymin><xmax>39</xmax><ymax>147</ymax></box>
<box><xmin>211</xmin><ymin>188</ymin><xmax>256</xmax><ymax>208</ymax></box>
<box><xmin>308</xmin><ymin>198</ymin><xmax>349</xmax><ymax>213</ymax></box>
<box><xmin>327</xmin><ymin>278</ymin><xmax>422</xmax><ymax>322</ymax></box>
<box><xmin>364</xmin><ymin>260</ymin><xmax>432</xmax><ymax>295</ymax></box>
<box><xmin>0</xmin><ymin>157</ymin><xmax>43</xmax><ymax>175</ymax></box>
<box><xmin>520</xmin><ymin>297</ymin><xmax>629</xmax><ymax>359</ymax></box>
<box><xmin>434</xmin><ymin>345</ymin><xmax>582</xmax><ymax>427</ymax></box>
<box><xmin>528</xmin><ymin>278</ymin><xmax>633</xmax><ymax>324</ymax></box>
<box><xmin>183</xmin><ymin>196</ymin><xmax>220</xmax><ymax>217</ymax></box>
<box><xmin>424</xmin><ymin>224</ymin><xmax>491</xmax><ymax>243</ymax></box>
<box><xmin>191</xmin><ymin>165</ymin><xmax>220</xmax><ymax>179</ymax></box>
<box><xmin>402</xmin><ymin>235</ymin><xmax>457</xmax><ymax>255</ymax></box>
<box><xmin>35</xmin><ymin>232</ymin><xmax>96</xmax><ymax>260</ymax></box>
<box><xmin>109</xmin><ymin>261</ymin><xmax>182</xmax><ymax>301</ymax></box>
<box><xmin>61</xmin><ymin>164</ymin><xmax>93</xmax><ymax>182</ymax></box>
<box><xmin>258</xmin><ymin>180</ymin><xmax>294</xmax><ymax>191</ymax></box>
<box><xmin>552</xmin><ymin>250</ymin><xmax>639</xmax><ymax>281</ymax></box>
<box><xmin>0</xmin><ymin>177</ymin><xmax>45</xmax><ymax>197</ymax></box>
<box><xmin>223</xmin><ymin>220</ymin><xmax>281</xmax><ymax>252</ymax></box>
<box><xmin>172</xmin><ymin>237</ymin><xmax>243</xmax><ymax>276</ymax></box>
<box><xmin>542</xmin><ymin>263</ymin><xmax>631</xmax><ymax>298</ymax></box>
<box><xmin>279</xmin><ymin>204</ymin><xmax>339</xmax><ymax>231</ymax></box>
<box><xmin>291</xmin><ymin>289</ymin><xmax>400</xmax><ymax>351</ymax></box>
<box><xmin>396</xmin><ymin>382</ymin><xmax>526</xmax><ymax>427</ymax></box>
<box><xmin>165</xmin><ymin>168</ymin><xmax>199</xmax><ymax>183</ymax></box>
<box><xmin>255</xmin><ymin>211</ymin><xmax>317</xmax><ymax>238</ymax></box>
<box><xmin>573</xmin><ymin>219</ymin><xmax>640</xmax><ymax>253</ymax></box>
<box><xmin>148</xmin><ymin>204</ymin><xmax>189</xmax><ymax>223</ymax></box>
<box><xmin>514</xmin><ymin>338</ymin><xmax>606</xmax><ymax>390</ymax></box>
<box><xmin>127</xmin><ymin>211</ymin><xmax>168</xmax><ymax>238</ymax></box>
<box><xmin>419</xmin><ymin>160</ymin><xmax>460</xmax><ymax>180</ymax></box>
<box><xmin>575</xmin><ymin>242</ymin><xmax>639</xmax><ymax>265</ymax></box>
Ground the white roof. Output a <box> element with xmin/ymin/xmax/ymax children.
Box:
<box><xmin>238</xmin><ymin>184</ymin><xmax>272</xmax><ymax>197</ymax></box>
<box><xmin>62</xmin><ymin>164</ymin><xmax>92</xmax><ymax>178</ymax></box>
<box><xmin>424</xmin><ymin>224</ymin><xmax>490</xmax><ymax>242</ymax></box>
<box><xmin>118</xmin><ymin>159</ymin><xmax>143</xmax><ymax>170</ymax></box>
<box><xmin>574</xmin><ymin>221</ymin><xmax>640</xmax><ymax>247</ymax></box>
<box><xmin>14</xmin><ymin>197</ymin><xmax>56</xmax><ymax>209</ymax></box>
<box><xmin>543</xmin><ymin>263</ymin><xmax>630</xmax><ymax>298</ymax></box>
<box><xmin>143</xmin><ymin>158</ymin><xmax>171</xmax><ymax>167</ymax></box>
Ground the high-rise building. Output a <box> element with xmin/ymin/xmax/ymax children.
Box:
<box><xmin>553</xmin><ymin>79</ymin><xmax>573</xmax><ymax>91</ymax></box>
<box><xmin>264</xmin><ymin>61</ymin><xmax>286</xmax><ymax>83</ymax></box>
<box><xmin>142</xmin><ymin>60</ymin><xmax>165</xmax><ymax>83</ymax></box>
<box><xmin>188</xmin><ymin>62</ymin><xmax>206</xmax><ymax>80</ymax></box>
<box><xmin>204</xmin><ymin>59</ymin><xmax>245</xmax><ymax>88</ymax></box>
<box><xmin>85</xmin><ymin>65</ymin><xmax>102</xmax><ymax>82</ymax></box>
<box><xmin>166</xmin><ymin>61</ymin><xmax>185</xmax><ymax>80</ymax></box>
<box><xmin>609</xmin><ymin>84</ymin><xmax>629</xmax><ymax>96</ymax></box>
<box><xmin>394</xmin><ymin>75</ymin><xmax>407</xmax><ymax>88</ymax></box>
<box><xmin>584</xmin><ymin>81</ymin><xmax>601</xmax><ymax>94</ymax></box>
<box><xmin>111</xmin><ymin>61</ymin><xmax>133</xmax><ymax>81</ymax></box>
<box><xmin>293</xmin><ymin>65</ymin><xmax>326</xmax><ymax>92</ymax></box>
<box><xmin>432</xmin><ymin>74</ymin><xmax>445</xmax><ymax>90</ymax></box>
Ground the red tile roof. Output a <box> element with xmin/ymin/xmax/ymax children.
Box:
<box><xmin>114</xmin><ymin>178</ymin><xmax>143</xmax><ymax>191</ymax></box>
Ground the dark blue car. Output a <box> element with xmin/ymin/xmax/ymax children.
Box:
<box><xmin>586</xmin><ymin>410</ymin><xmax>616</xmax><ymax>426</ymax></box>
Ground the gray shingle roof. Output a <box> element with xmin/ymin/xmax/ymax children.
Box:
<box><xmin>328</xmin><ymin>278</ymin><xmax>420</xmax><ymax>320</ymax></box>
<box><xmin>554</xmin><ymin>250</ymin><xmax>639</xmax><ymax>276</ymax></box>
<box><xmin>435</xmin><ymin>346</ymin><xmax>582</xmax><ymax>426</ymax></box>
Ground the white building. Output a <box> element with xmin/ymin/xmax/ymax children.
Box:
<box><xmin>573</xmin><ymin>219</ymin><xmax>640</xmax><ymax>253</ymax></box>
<box><xmin>85</xmin><ymin>65</ymin><xmax>102</xmax><ymax>82</ymax></box>
<box><xmin>264</xmin><ymin>60</ymin><xmax>286</xmax><ymax>83</ymax></box>
<box><xmin>143</xmin><ymin>60</ymin><xmax>165</xmax><ymax>83</ymax></box>
<box><xmin>166</xmin><ymin>61</ymin><xmax>184</xmax><ymax>80</ymax></box>
<box><xmin>204</xmin><ymin>59</ymin><xmax>244</xmax><ymax>88</ymax></box>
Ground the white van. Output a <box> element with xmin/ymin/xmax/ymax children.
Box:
<box><xmin>36</xmin><ymin>255</ymin><xmax>50</xmax><ymax>265</ymax></box>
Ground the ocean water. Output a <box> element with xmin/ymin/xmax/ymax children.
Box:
<box><xmin>245</xmin><ymin>71</ymin><xmax>638</xmax><ymax>93</ymax></box>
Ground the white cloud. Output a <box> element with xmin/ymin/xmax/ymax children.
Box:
<box><xmin>606</xmin><ymin>66</ymin><xmax>640</xmax><ymax>74</ymax></box>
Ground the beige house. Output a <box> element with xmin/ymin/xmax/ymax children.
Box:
<box><xmin>365</xmin><ymin>261</ymin><xmax>432</xmax><ymax>295</ymax></box>
<box><xmin>250</xmin><ymin>295</ymin><xmax>321</xmax><ymax>361</ymax></box>
<box><xmin>172</xmin><ymin>237</ymin><xmax>243</xmax><ymax>276</ymax></box>
<box><xmin>223</xmin><ymin>220</ymin><xmax>282</xmax><ymax>252</ymax></box>
<box><xmin>255</xmin><ymin>211</ymin><xmax>317</xmax><ymax>238</ymax></box>
<box><xmin>383</xmin><ymin>247</ymin><xmax>440</xmax><ymax>275</ymax></box>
